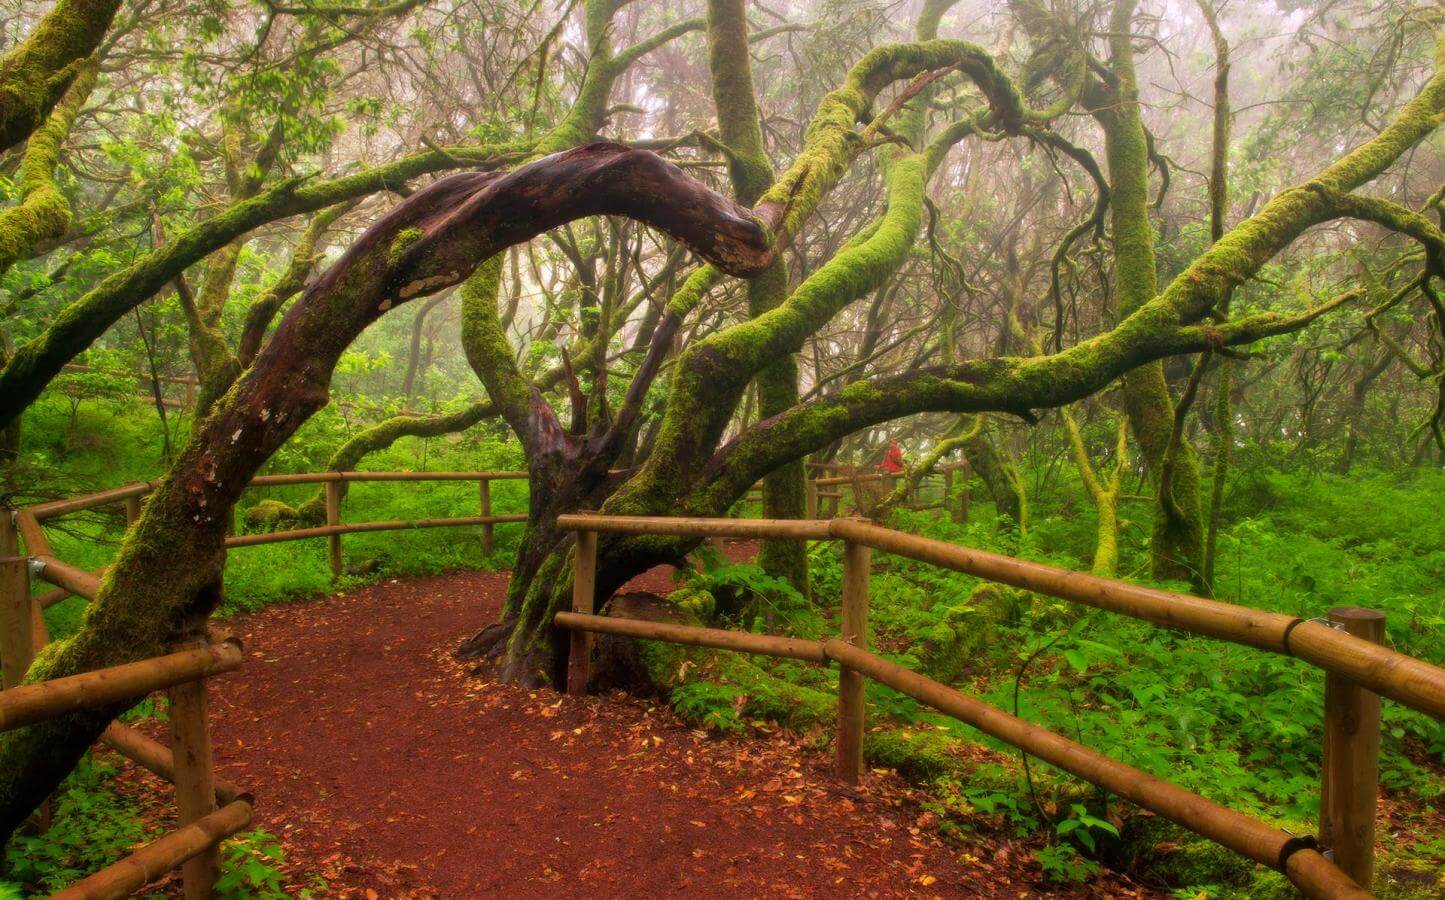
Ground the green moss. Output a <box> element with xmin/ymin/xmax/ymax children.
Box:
<box><xmin>1104</xmin><ymin>815</ymin><xmax>1275</xmax><ymax>894</ymax></box>
<box><xmin>460</xmin><ymin>256</ymin><xmax>533</xmax><ymax>432</ymax></box>
<box><xmin>917</xmin><ymin>583</ymin><xmax>1029</xmax><ymax>682</ymax></box>
<box><xmin>0</xmin><ymin>61</ymin><xmax>95</xmax><ymax>274</ymax></box>
<box><xmin>387</xmin><ymin>227</ymin><xmax>425</xmax><ymax>266</ymax></box>
<box><xmin>243</xmin><ymin>498</ymin><xmax>302</xmax><ymax>529</ymax></box>
<box><xmin>669</xmin><ymin>584</ymin><xmax>717</xmax><ymax>620</ymax></box>
<box><xmin>0</xmin><ymin>0</ymin><xmax>119</xmax><ymax>152</ymax></box>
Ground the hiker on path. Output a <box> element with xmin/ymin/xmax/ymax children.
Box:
<box><xmin>879</xmin><ymin>439</ymin><xmax>905</xmax><ymax>474</ymax></box>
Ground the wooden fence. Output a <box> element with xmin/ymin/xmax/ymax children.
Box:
<box><xmin>0</xmin><ymin>546</ymin><xmax>247</xmax><ymax>900</ymax></box>
<box><xmin>555</xmin><ymin>514</ymin><xmax>1445</xmax><ymax>899</ymax></box>
<box><xmin>0</xmin><ymin>469</ymin><xmax>533</xmax><ymax>897</ymax></box>
<box><xmin>0</xmin><ymin>462</ymin><xmax>963</xmax><ymax>896</ymax></box>
<box><xmin>60</xmin><ymin>364</ymin><xmax>198</xmax><ymax>410</ymax></box>
<box><xmin>755</xmin><ymin>460</ymin><xmax>970</xmax><ymax>519</ymax></box>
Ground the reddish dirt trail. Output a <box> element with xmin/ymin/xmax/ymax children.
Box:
<box><xmin>200</xmin><ymin>553</ymin><xmax>1091</xmax><ymax>897</ymax></box>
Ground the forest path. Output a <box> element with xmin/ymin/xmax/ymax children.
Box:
<box><xmin>197</xmin><ymin>547</ymin><xmax>1065</xmax><ymax>898</ymax></box>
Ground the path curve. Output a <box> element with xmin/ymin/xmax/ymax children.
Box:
<box><xmin>196</xmin><ymin>555</ymin><xmax>1107</xmax><ymax>897</ymax></box>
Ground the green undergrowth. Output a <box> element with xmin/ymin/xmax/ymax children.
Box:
<box><xmin>654</xmin><ymin>465</ymin><xmax>1444</xmax><ymax>895</ymax></box>
<box><xmin>0</xmin><ymin>738</ymin><xmax>312</xmax><ymax>897</ymax></box>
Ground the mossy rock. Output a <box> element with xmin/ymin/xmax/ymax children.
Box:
<box><xmin>917</xmin><ymin>582</ymin><xmax>1031</xmax><ymax>681</ymax></box>
<box><xmin>344</xmin><ymin>556</ymin><xmax>384</xmax><ymax>577</ymax></box>
<box><xmin>242</xmin><ymin>499</ymin><xmax>301</xmax><ymax>530</ymax></box>
<box><xmin>669</xmin><ymin>584</ymin><xmax>716</xmax><ymax>621</ymax></box>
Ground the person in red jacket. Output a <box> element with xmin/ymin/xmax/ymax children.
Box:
<box><xmin>879</xmin><ymin>439</ymin><xmax>905</xmax><ymax>473</ymax></box>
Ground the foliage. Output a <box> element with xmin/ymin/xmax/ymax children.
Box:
<box><xmin>651</xmin><ymin>463</ymin><xmax>1445</xmax><ymax>891</ymax></box>
<box><xmin>2</xmin><ymin>0</ymin><xmax>1444</xmax><ymax>890</ymax></box>
<box><xmin>0</xmin><ymin>753</ymin><xmax>295</xmax><ymax>897</ymax></box>
<box><xmin>0</xmin><ymin>756</ymin><xmax>146</xmax><ymax>894</ymax></box>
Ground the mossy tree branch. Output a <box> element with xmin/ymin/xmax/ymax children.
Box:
<box><xmin>0</xmin><ymin>0</ymin><xmax>119</xmax><ymax>153</ymax></box>
<box><xmin>694</xmin><ymin>286</ymin><xmax>1378</xmax><ymax>513</ymax></box>
<box><xmin>0</xmin><ymin>140</ymin><xmax>530</xmax><ymax>429</ymax></box>
<box><xmin>238</xmin><ymin>200</ymin><xmax>357</xmax><ymax>367</ymax></box>
<box><xmin>0</xmin><ymin>60</ymin><xmax>96</xmax><ymax>276</ymax></box>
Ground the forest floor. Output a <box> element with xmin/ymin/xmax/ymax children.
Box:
<box><xmin>114</xmin><ymin>543</ymin><xmax>1150</xmax><ymax>898</ymax></box>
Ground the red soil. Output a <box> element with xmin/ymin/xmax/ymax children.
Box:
<box><xmin>185</xmin><ymin>552</ymin><xmax>1134</xmax><ymax>897</ymax></box>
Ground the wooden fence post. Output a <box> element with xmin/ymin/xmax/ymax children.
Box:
<box><xmin>169</xmin><ymin>639</ymin><xmax>219</xmax><ymax>899</ymax></box>
<box><xmin>1</xmin><ymin>508</ymin><xmax>17</xmax><ymax>557</ymax></box>
<box><xmin>1</xmin><ymin>554</ymin><xmax>35</xmax><ymax>690</ymax></box>
<box><xmin>325</xmin><ymin>480</ymin><xmax>342</xmax><ymax>578</ymax></box>
<box><xmin>1319</xmin><ymin>606</ymin><xmax>1385</xmax><ymax>889</ymax></box>
<box><xmin>835</xmin><ymin>538</ymin><xmax>871</xmax><ymax>784</ymax></box>
<box><xmin>124</xmin><ymin>495</ymin><xmax>142</xmax><ymax>527</ymax></box>
<box><xmin>2</xmin><ymin>551</ymin><xmax>52</xmax><ymax>831</ymax></box>
<box><xmin>478</xmin><ymin>478</ymin><xmax>494</xmax><ymax>558</ymax></box>
<box><xmin>566</xmin><ymin>530</ymin><xmax>598</xmax><ymax>695</ymax></box>
<box><xmin>805</xmin><ymin>479</ymin><xmax>818</xmax><ymax>519</ymax></box>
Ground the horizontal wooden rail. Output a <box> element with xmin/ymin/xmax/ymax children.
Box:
<box><xmin>0</xmin><ymin>640</ymin><xmax>243</xmax><ymax>732</ymax></box>
<box><xmin>553</xmin><ymin>612</ymin><xmax>827</xmax><ymax>663</ymax></box>
<box><xmin>49</xmin><ymin>799</ymin><xmax>253</xmax><ymax>900</ymax></box>
<box><xmin>24</xmin><ymin>471</ymin><xmax>531</xmax><ymax>520</ymax></box>
<box><xmin>24</xmin><ymin>483</ymin><xmax>158</xmax><ymax>521</ymax></box>
<box><xmin>62</xmin><ymin>364</ymin><xmax>194</xmax><ymax>386</ymax></box>
<box><xmin>247</xmin><ymin>469</ymin><xmax>528</xmax><ymax>487</ymax></box>
<box><xmin>224</xmin><ymin>514</ymin><xmax>528</xmax><ymax>548</ymax></box>
<box><xmin>828</xmin><ymin>518</ymin><xmax>1445</xmax><ymax>721</ymax></box>
<box><xmin>811</xmin><ymin>472</ymin><xmax>890</xmax><ymax>487</ymax></box>
<box><xmin>32</xmin><ymin>556</ymin><xmax>102</xmax><ymax>602</ymax></box>
<box><xmin>556</xmin><ymin>514</ymin><xmax>831</xmax><ymax>541</ymax></box>
<box><xmin>18</xmin><ymin>470</ymin><xmax>537</xmax><ymax>612</ymax></box>
<box><xmin>556</xmin><ymin>516</ymin><xmax>1445</xmax><ymax>721</ymax></box>
<box><xmin>819</xmin><ymin>640</ymin><xmax>1366</xmax><ymax>899</ymax></box>
<box><xmin>37</xmin><ymin>566</ymin><xmax>105</xmax><ymax>608</ymax></box>
<box><xmin>101</xmin><ymin>722</ymin><xmax>243</xmax><ymax>804</ymax></box>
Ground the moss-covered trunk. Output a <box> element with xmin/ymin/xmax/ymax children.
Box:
<box><xmin>961</xmin><ymin>428</ymin><xmax>1027</xmax><ymax>529</ymax></box>
<box><xmin>1095</xmin><ymin>0</ymin><xmax>1205</xmax><ymax>589</ymax></box>
<box><xmin>705</xmin><ymin>0</ymin><xmax>810</xmax><ymax>597</ymax></box>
